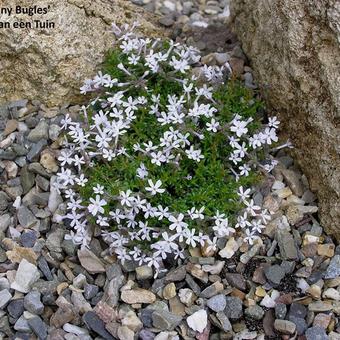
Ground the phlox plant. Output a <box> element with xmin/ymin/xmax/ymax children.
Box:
<box><xmin>55</xmin><ymin>22</ymin><xmax>289</xmax><ymax>276</ymax></box>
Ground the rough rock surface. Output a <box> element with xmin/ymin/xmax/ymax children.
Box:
<box><xmin>230</xmin><ymin>0</ymin><xmax>340</xmax><ymax>239</ymax></box>
<box><xmin>0</xmin><ymin>0</ymin><xmax>166</xmax><ymax>106</ymax></box>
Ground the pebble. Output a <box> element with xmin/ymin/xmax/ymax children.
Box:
<box><xmin>225</xmin><ymin>273</ymin><xmax>246</xmax><ymax>291</ymax></box>
<box><xmin>224</xmin><ymin>296</ymin><xmax>243</xmax><ymax>320</ymax></box>
<box><xmin>245</xmin><ymin>305</ymin><xmax>264</xmax><ymax>320</ymax></box>
<box><xmin>121</xmin><ymin>288</ymin><xmax>156</xmax><ymax>304</ymax></box>
<box><xmin>264</xmin><ymin>264</ymin><xmax>285</xmax><ymax>286</ymax></box>
<box><xmin>165</xmin><ymin>266</ymin><xmax>186</xmax><ymax>282</ymax></box>
<box><xmin>17</xmin><ymin>205</ymin><xmax>38</xmax><ymax>228</ymax></box>
<box><xmin>305</xmin><ymin>326</ymin><xmax>329</xmax><ymax>340</ymax></box>
<box><xmin>215</xmin><ymin>311</ymin><xmax>232</xmax><ymax>332</ymax></box>
<box><xmin>77</xmin><ymin>248</ymin><xmax>106</xmax><ymax>274</ymax></box>
<box><xmin>152</xmin><ymin>310</ymin><xmax>182</xmax><ymax>331</ymax></box>
<box><xmin>308</xmin><ymin>300</ymin><xmax>333</xmax><ymax>312</ymax></box>
<box><xmin>281</xmin><ymin>169</ymin><xmax>304</xmax><ymax>196</ymax></box>
<box><xmin>324</xmin><ymin>255</ymin><xmax>340</xmax><ymax>279</ymax></box>
<box><xmin>207</xmin><ymin>294</ymin><xmax>226</xmax><ymax>312</ymax></box>
<box><xmin>186</xmin><ymin>309</ymin><xmax>207</xmax><ymax>333</ymax></box>
<box><xmin>275</xmin><ymin>303</ymin><xmax>287</xmax><ymax>319</ymax></box>
<box><xmin>323</xmin><ymin>287</ymin><xmax>340</xmax><ymax>300</ymax></box>
<box><xmin>24</xmin><ymin>290</ymin><xmax>44</xmax><ymax>315</ymax></box>
<box><xmin>83</xmin><ymin>311</ymin><xmax>114</xmax><ymax>340</ymax></box>
<box><xmin>121</xmin><ymin>310</ymin><xmax>143</xmax><ymax>332</ymax></box>
<box><xmin>178</xmin><ymin>288</ymin><xmax>196</xmax><ymax>306</ymax></box>
<box><xmin>219</xmin><ymin>237</ymin><xmax>239</xmax><ymax>258</ymax></box>
<box><xmin>27</xmin><ymin>316</ymin><xmax>48</xmax><ymax>340</ymax></box>
<box><xmin>7</xmin><ymin>298</ymin><xmax>24</xmax><ymax>318</ymax></box>
<box><xmin>84</xmin><ymin>283</ymin><xmax>99</xmax><ymax>300</ymax></box>
<box><xmin>11</xmin><ymin>259</ymin><xmax>40</xmax><ymax>293</ymax></box>
<box><xmin>63</xmin><ymin>323</ymin><xmax>89</xmax><ymax>336</ymax></box>
<box><xmin>276</xmin><ymin>229</ymin><xmax>298</xmax><ymax>260</ymax></box>
<box><xmin>14</xmin><ymin>315</ymin><xmax>31</xmax><ymax>332</ymax></box>
<box><xmin>274</xmin><ymin>319</ymin><xmax>296</xmax><ymax>335</ymax></box>
<box><xmin>117</xmin><ymin>325</ymin><xmax>134</xmax><ymax>340</ymax></box>
<box><xmin>200</xmin><ymin>281</ymin><xmax>223</xmax><ymax>298</ymax></box>
<box><xmin>0</xmin><ymin>289</ymin><xmax>12</xmax><ymax>309</ymax></box>
<box><xmin>136</xmin><ymin>265</ymin><xmax>153</xmax><ymax>280</ymax></box>
<box><xmin>20</xmin><ymin>231</ymin><xmax>37</xmax><ymax>247</ymax></box>
<box><xmin>27</xmin><ymin>120</ymin><xmax>49</xmax><ymax>142</ymax></box>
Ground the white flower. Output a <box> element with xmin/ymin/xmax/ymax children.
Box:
<box><xmin>184</xmin><ymin>228</ymin><xmax>200</xmax><ymax>248</ymax></box>
<box><xmin>145</xmin><ymin>179</ymin><xmax>165</xmax><ymax>196</ymax></box>
<box><xmin>136</xmin><ymin>163</ymin><xmax>148</xmax><ymax>179</ymax></box>
<box><xmin>268</xmin><ymin>116</ymin><xmax>280</xmax><ymax>129</ymax></box>
<box><xmin>120</xmin><ymin>190</ymin><xmax>134</xmax><ymax>207</ymax></box>
<box><xmin>75</xmin><ymin>174</ymin><xmax>88</xmax><ymax>187</ymax></box>
<box><xmin>88</xmin><ymin>195</ymin><xmax>107</xmax><ymax>216</ymax></box>
<box><xmin>206</xmin><ymin>118</ymin><xmax>220</xmax><ymax>132</ymax></box>
<box><xmin>244</xmin><ymin>228</ymin><xmax>257</xmax><ymax>245</ymax></box>
<box><xmin>93</xmin><ymin>184</ymin><xmax>105</xmax><ymax>195</ymax></box>
<box><xmin>239</xmin><ymin>164</ymin><xmax>251</xmax><ymax>177</ymax></box>
<box><xmin>237</xmin><ymin>186</ymin><xmax>251</xmax><ymax>201</ymax></box>
<box><xmin>244</xmin><ymin>199</ymin><xmax>261</xmax><ymax>216</ymax></box>
<box><xmin>230</xmin><ymin>119</ymin><xmax>248</xmax><ymax>137</ymax></box>
<box><xmin>168</xmin><ymin>213</ymin><xmax>188</xmax><ymax>232</ymax></box>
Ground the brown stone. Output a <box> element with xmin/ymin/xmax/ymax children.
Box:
<box><xmin>313</xmin><ymin>313</ymin><xmax>331</xmax><ymax>329</ymax></box>
<box><xmin>317</xmin><ymin>244</ymin><xmax>335</xmax><ymax>257</ymax></box>
<box><xmin>263</xmin><ymin>309</ymin><xmax>275</xmax><ymax>337</ymax></box>
<box><xmin>4</xmin><ymin>120</ymin><xmax>18</xmax><ymax>136</ymax></box>
<box><xmin>6</xmin><ymin>246</ymin><xmax>38</xmax><ymax>265</ymax></box>
<box><xmin>230</xmin><ymin>0</ymin><xmax>340</xmax><ymax>239</ymax></box>
<box><xmin>50</xmin><ymin>307</ymin><xmax>76</xmax><ymax>328</ymax></box>
<box><xmin>121</xmin><ymin>288</ymin><xmax>156</xmax><ymax>304</ymax></box>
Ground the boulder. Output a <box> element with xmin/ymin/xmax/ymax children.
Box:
<box><xmin>230</xmin><ymin>0</ymin><xmax>340</xmax><ymax>239</ymax></box>
<box><xmin>0</xmin><ymin>0</ymin><xmax>166</xmax><ymax>106</ymax></box>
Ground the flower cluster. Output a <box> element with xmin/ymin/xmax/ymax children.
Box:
<box><xmin>56</xmin><ymin>22</ymin><xmax>288</xmax><ymax>276</ymax></box>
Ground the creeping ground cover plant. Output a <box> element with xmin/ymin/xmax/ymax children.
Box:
<box><xmin>55</xmin><ymin>22</ymin><xmax>289</xmax><ymax>276</ymax></box>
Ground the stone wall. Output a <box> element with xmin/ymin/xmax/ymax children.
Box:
<box><xmin>0</xmin><ymin>0</ymin><xmax>166</xmax><ymax>106</ymax></box>
<box><xmin>230</xmin><ymin>0</ymin><xmax>340</xmax><ymax>239</ymax></box>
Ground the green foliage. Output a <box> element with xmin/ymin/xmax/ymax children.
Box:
<box><xmin>80</xmin><ymin>49</ymin><xmax>264</xmax><ymax>232</ymax></box>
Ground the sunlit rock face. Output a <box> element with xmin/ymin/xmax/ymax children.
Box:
<box><xmin>0</xmin><ymin>0</ymin><xmax>166</xmax><ymax>106</ymax></box>
<box><xmin>230</xmin><ymin>0</ymin><xmax>340</xmax><ymax>239</ymax></box>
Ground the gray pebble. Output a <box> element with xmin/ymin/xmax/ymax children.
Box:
<box><xmin>84</xmin><ymin>284</ymin><xmax>99</xmax><ymax>300</ymax></box>
<box><xmin>264</xmin><ymin>264</ymin><xmax>285</xmax><ymax>286</ymax></box>
<box><xmin>7</xmin><ymin>299</ymin><xmax>24</xmax><ymax>319</ymax></box>
<box><xmin>305</xmin><ymin>326</ymin><xmax>328</xmax><ymax>340</ymax></box>
<box><xmin>20</xmin><ymin>231</ymin><xmax>37</xmax><ymax>248</ymax></box>
<box><xmin>24</xmin><ymin>291</ymin><xmax>44</xmax><ymax>315</ymax></box>
<box><xmin>224</xmin><ymin>296</ymin><xmax>243</xmax><ymax>320</ymax></box>
<box><xmin>245</xmin><ymin>305</ymin><xmax>264</xmax><ymax>320</ymax></box>
<box><xmin>207</xmin><ymin>294</ymin><xmax>226</xmax><ymax>312</ymax></box>
<box><xmin>323</xmin><ymin>255</ymin><xmax>340</xmax><ymax>279</ymax></box>
<box><xmin>0</xmin><ymin>289</ymin><xmax>12</xmax><ymax>309</ymax></box>
<box><xmin>275</xmin><ymin>303</ymin><xmax>287</xmax><ymax>319</ymax></box>
<box><xmin>27</xmin><ymin>316</ymin><xmax>48</xmax><ymax>340</ymax></box>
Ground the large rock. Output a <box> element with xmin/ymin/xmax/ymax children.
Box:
<box><xmin>0</xmin><ymin>0</ymin><xmax>165</xmax><ymax>106</ymax></box>
<box><xmin>230</xmin><ymin>0</ymin><xmax>340</xmax><ymax>239</ymax></box>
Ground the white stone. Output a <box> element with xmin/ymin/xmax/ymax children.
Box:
<box><xmin>187</xmin><ymin>309</ymin><xmax>208</xmax><ymax>333</ymax></box>
<box><xmin>296</xmin><ymin>278</ymin><xmax>310</xmax><ymax>293</ymax></box>
<box><xmin>260</xmin><ymin>294</ymin><xmax>276</xmax><ymax>308</ymax></box>
<box><xmin>0</xmin><ymin>289</ymin><xmax>12</xmax><ymax>309</ymax></box>
<box><xmin>11</xmin><ymin>259</ymin><xmax>40</xmax><ymax>293</ymax></box>
<box><xmin>272</xmin><ymin>180</ymin><xmax>285</xmax><ymax>190</ymax></box>
<box><xmin>323</xmin><ymin>288</ymin><xmax>340</xmax><ymax>301</ymax></box>
<box><xmin>63</xmin><ymin>323</ymin><xmax>89</xmax><ymax>336</ymax></box>
<box><xmin>48</xmin><ymin>176</ymin><xmax>63</xmax><ymax>213</ymax></box>
<box><xmin>202</xmin><ymin>260</ymin><xmax>225</xmax><ymax>275</ymax></box>
<box><xmin>219</xmin><ymin>237</ymin><xmax>239</xmax><ymax>259</ymax></box>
